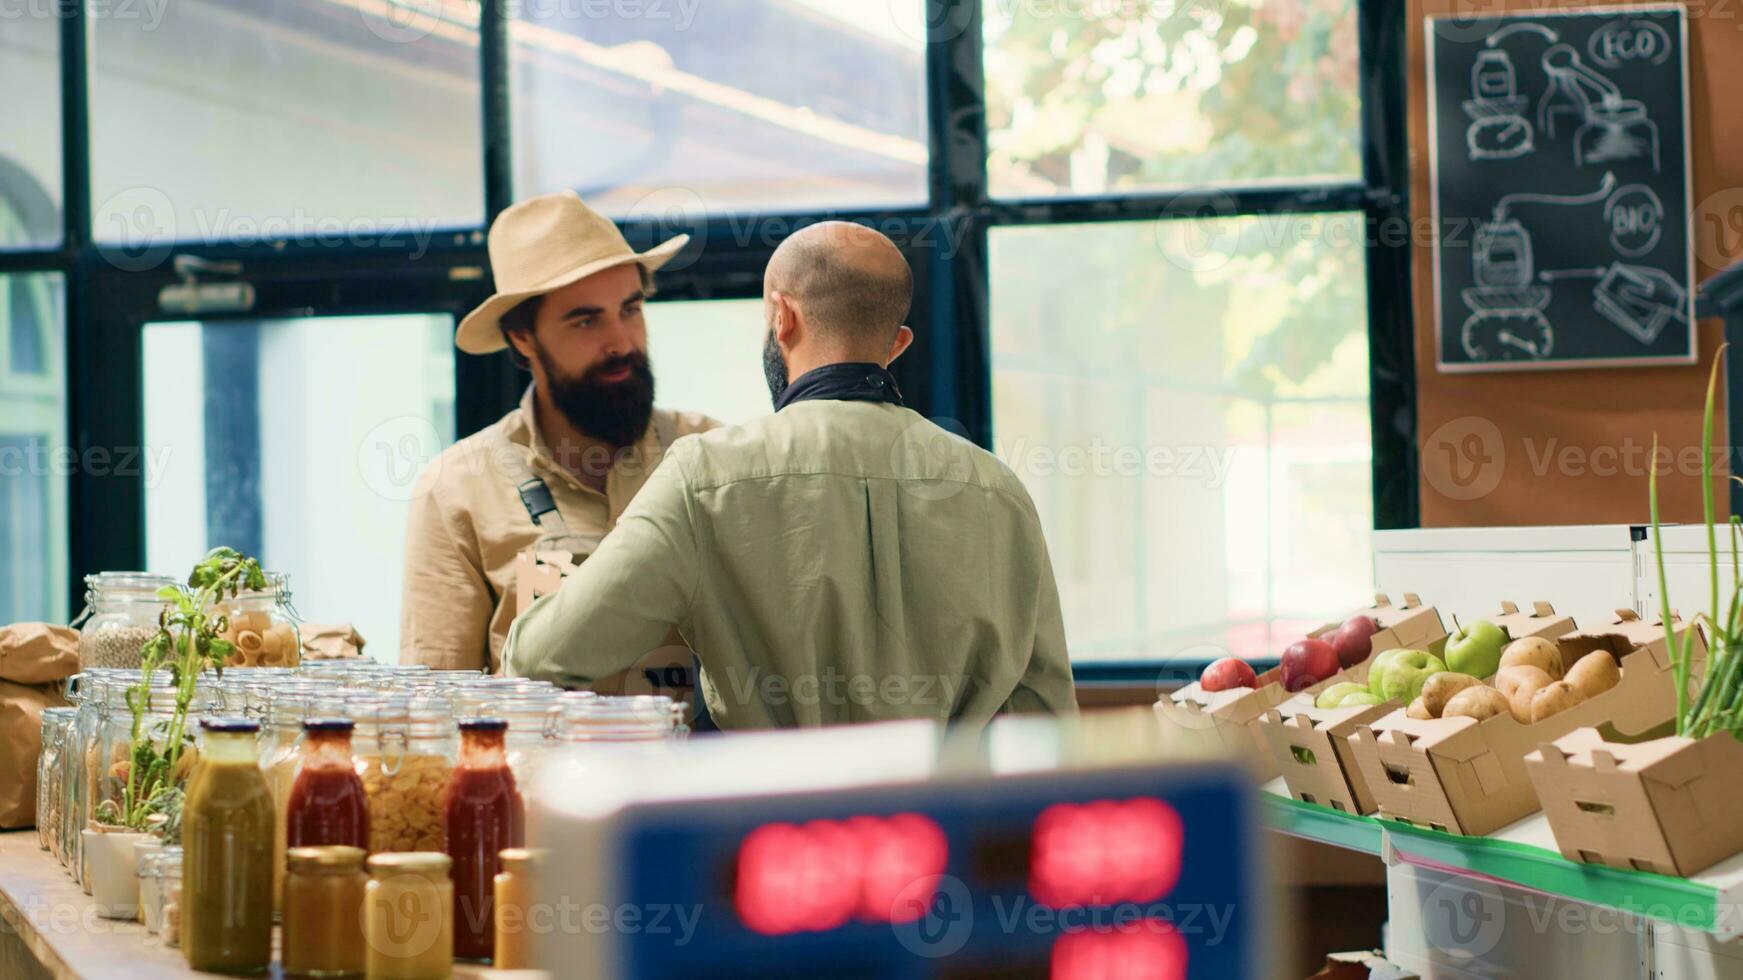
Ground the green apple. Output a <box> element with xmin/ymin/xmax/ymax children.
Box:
<box><xmin>1445</xmin><ymin>619</ymin><xmax>1508</xmax><ymax>678</ymax></box>
<box><xmin>1369</xmin><ymin>649</ymin><xmax>1449</xmax><ymax>703</ymax></box>
<box><xmin>1367</xmin><ymin>649</ymin><xmax>1408</xmax><ymax>698</ymax></box>
<box><xmin>1315</xmin><ymin>682</ymin><xmax>1369</xmax><ymax>709</ymax></box>
<box><xmin>1338</xmin><ymin>692</ymin><xmax>1382</xmax><ymax>707</ymax></box>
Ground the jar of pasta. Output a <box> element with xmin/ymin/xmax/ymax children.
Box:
<box><xmin>75</xmin><ymin>573</ymin><xmax>175</xmax><ymax>670</ymax></box>
<box><xmin>216</xmin><ymin>572</ymin><xmax>302</xmax><ymax>668</ymax></box>
<box><xmin>349</xmin><ymin>697</ymin><xmax>456</xmax><ymax>854</ymax></box>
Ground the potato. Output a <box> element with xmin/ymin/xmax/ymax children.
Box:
<box><xmin>1565</xmin><ymin>651</ymin><xmax>1621</xmax><ymax>699</ymax></box>
<box><xmin>1419</xmin><ymin>672</ymin><xmax>1481</xmax><ymax>718</ymax></box>
<box><xmin>1496</xmin><ymin>665</ymin><xmax>1553</xmax><ymax>702</ymax></box>
<box><xmin>1406</xmin><ymin>697</ymin><xmax>1433</xmax><ymax>720</ymax></box>
<box><xmin>1529</xmin><ymin>681</ymin><xmax>1582</xmax><ymax>724</ymax></box>
<box><xmin>1507</xmin><ymin>671</ymin><xmax>1555</xmax><ymax>723</ymax></box>
<box><xmin>1499</xmin><ymin>637</ymin><xmax>1564</xmax><ymax>680</ymax></box>
<box><xmin>1443</xmin><ymin>685</ymin><xmax>1510</xmax><ymax>721</ymax></box>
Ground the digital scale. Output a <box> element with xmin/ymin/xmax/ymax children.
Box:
<box><xmin>527</xmin><ymin>712</ymin><xmax>1268</xmax><ymax>979</ymax></box>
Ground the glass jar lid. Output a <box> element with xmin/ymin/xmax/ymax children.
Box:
<box><xmin>557</xmin><ymin>694</ymin><xmax>686</xmax><ymax>741</ymax></box>
<box><xmin>368</xmin><ymin>852</ymin><xmax>451</xmax><ymax>876</ymax></box>
<box><xmin>288</xmin><ymin>845</ymin><xmax>366</xmax><ymax>870</ymax></box>
<box><xmin>84</xmin><ymin>572</ymin><xmax>177</xmax><ymax>602</ymax></box>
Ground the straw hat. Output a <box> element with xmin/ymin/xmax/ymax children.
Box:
<box><xmin>454</xmin><ymin>190</ymin><xmax>690</xmax><ymax>354</ymax></box>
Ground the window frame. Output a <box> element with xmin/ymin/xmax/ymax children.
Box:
<box><xmin>6</xmin><ymin>0</ymin><xmax>1415</xmax><ymax>675</ymax></box>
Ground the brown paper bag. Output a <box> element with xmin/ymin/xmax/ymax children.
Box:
<box><xmin>0</xmin><ymin>624</ymin><xmax>78</xmax><ymax>828</ymax></box>
<box><xmin>300</xmin><ymin>622</ymin><xmax>366</xmax><ymax>660</ymax></box>
<box><xmin>0</xmin><ymin>623</ymin><xmax>79</xmax><ymax>684</ymax></box>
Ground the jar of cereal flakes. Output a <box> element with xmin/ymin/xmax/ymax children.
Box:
<box><xmin>348</xmin><ymin>696</ymin><xmax>456</xmax><ymax>854</ymax></box>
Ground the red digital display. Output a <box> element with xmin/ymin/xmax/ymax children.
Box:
<box><xmin>1029</xmin><ymin>798</ymin><xmax>1184</xmax><ymax>908</ymax></box>
<box><xmin>735</xmin><ymin>812</ymin><xmax>948</xmax><ymax>935</ymax></box>
<box><xmin>1051</xmin><ymin>920</ymin><xmax>1187</xmax><ymax>980</ymax></box>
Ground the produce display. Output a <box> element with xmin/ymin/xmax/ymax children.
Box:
<box><xmin>1199</xmin><ymin>611</ymin><xmax>1394</xmax><ymax>694</ymax></box>
<box><xmin>38</xmin><ymin>545</ymin><xmax>692</xmax><ymax>976</ymax></box>
<box><xmin>1367</xmin><ymin>649</ymin><xmax>1449</xmax><ymax>703</ymax></box>
<box><xmin>1397</xmin><ymin>639</ymin><xmax>1623</xmax><ymax>723</ymax></box>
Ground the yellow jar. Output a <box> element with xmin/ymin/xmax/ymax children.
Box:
<box><xmin>493</xmin><ymin>848</ymin><xmax>543</xmax><ymax>969</ymax></box>
<box><xmin>285</xmin><ymin>846</ymin><xmax>367</xmax><ymax>977</ymax></box>
<box><xmin>365</xmin><ymin>852</ymin><xmax>453</xmax><ymax>980</ymax></box>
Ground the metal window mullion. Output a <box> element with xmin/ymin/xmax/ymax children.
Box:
<box><xmin>60</xmin><ymin>0</ymin><xmax>98</xmax><ymax>615</ymax></box>
<box><xmin>1358</xmin><ymin>0</ymin><xmax>1420</xmax><ymax>531</ymax></box>
<box><xmin>928</xmin><ymin>0</ymin><xmax>991</xmax><ymax>444</ymax></box>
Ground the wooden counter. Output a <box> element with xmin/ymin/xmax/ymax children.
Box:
<box><xmin>0</xmin><ymin>831</ymin><xmax>535</xmax><ymax>979</ymax></box>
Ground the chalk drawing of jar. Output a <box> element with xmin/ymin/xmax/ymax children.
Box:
<box><xmin>1575</xmin><ymin>99</ymin><xmax>1660</xmax><ymax>173</ymax></box>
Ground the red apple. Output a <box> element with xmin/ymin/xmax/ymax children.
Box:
<box><xmin>1331</xmin><ymin>615</ymin><xmax>1380</xmax><ymax>668</ymax></box>
<box><xmin>1200</xmin><ymin>657</ymin><xmax>1258</xmax><ymax>692</ymax></box>
<box><xmin>1281</xmin><ymin>638</ymin><xmax>1341</xmax><ymax>692</ymax></box>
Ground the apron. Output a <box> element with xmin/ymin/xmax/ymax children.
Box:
<box><xmin>504</xmin><ymin>421</ymin><xmax>719</xmax><ymax>733</ymax></box>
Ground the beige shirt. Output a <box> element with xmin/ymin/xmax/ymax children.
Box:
<box><xmin>399</xmin><ymin>387</ymin><xmax>719</xmax><ymax>671</ymax></box>
<box><xmin>503</xmin><ymin>400</ymin><xmax>1076</xmax><ymax>729</ymax></box>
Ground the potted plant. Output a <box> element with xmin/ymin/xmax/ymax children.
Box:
<box><xmin>85</xmin><ymin>547</ymin><xmax>264</xmax><ymax>918</ymax></box>
<box><xmin>1525</xmin><ymin>349</ymin><xmax>1743</xmax><ymax>877</ymax></box>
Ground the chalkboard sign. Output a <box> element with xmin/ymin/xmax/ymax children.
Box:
<box><xmin>1428</xmin><ymin>6</ymin><xmax>1692</xmax><ymax>371</ymax></box>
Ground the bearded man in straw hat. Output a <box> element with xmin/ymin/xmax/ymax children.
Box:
<box><xmin>400</xmin><ymin>190</ymin><xmax>720</xmax><ymax>672</ymax></box>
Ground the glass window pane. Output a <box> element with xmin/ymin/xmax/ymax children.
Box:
<box><xmin>0</xmin><ymin>9</ymin><xmax>63</xmax><ymax>248</ymax></box>
<box><xmin>91</xmin><ymin>0</ymin><xmax>483</xmax><ymax>248</ymax></box>
<box><xmin>0</xmin><ymin>273</ymin><xmax>68</xmax><ymax>623</ymax></box>
<box><xmin>990</xmin><ymin>215</ymin><xmax>1372</xmax><ymax>662</ymax></box>
<box><xmin>984</xmin><ymin>0</ymin><xmax>1361</xmax><ymax>198</ymax></box>
<box><xmin>511</xmin><ymin>0</ymin><xmax>928</xmax><ymax>216</ymax></box>
<box><xmin>647</xmin><ymin>298</ymin><xmax>771</xmax><ymax>426</ymax></box>
<box><xmin>143</xmin><ymin>314</ymin><xmax>456</xmax><ymax>660</ymax></box>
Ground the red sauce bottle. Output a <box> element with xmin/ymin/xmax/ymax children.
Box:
<box><xmin>286</xmin><ymin>719</ymin><xmax>370</xmax><ymax>851</ymax></box>
<box><xmin>444</xmin><ymin>718</ymin><xmax>525</xmax><ymax>961</ymax></box>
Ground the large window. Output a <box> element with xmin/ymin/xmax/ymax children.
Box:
<box><xmin>0</xmin><ymin>7</ymin><xmax>62</xmax><ymax>248</ymax></box>
<box><xmin>90</xmin><ymin>0</ymin><xmax>484</xmax><ymax>245</ymax></box>
<box><xmin>142</xmin><ymin>315</ymin><xmax>455</xmax><ymax>658</ymax></box>
<box><xmin>991</xmin><ymin>215</ymin><xmax>1372</xmax><ymax>661</ymax></box>
<box><xmin>510</xmin><ymin>0</ymin><xmax>929</xmax><ymax>215</ymax></box>
<box><xmin>984</xmin><ymin>0</ymin><xmax>1362</xmax><ymax>197</ymax></box>
<box><xmin>31</xmin><ymin>0</ymin><xmax>1408</xmax><ymax>675</ymax></box>
<box><xmin>0</xmin><ymin>273</ymin><xmax>67</xmax><ymax>623</ymax></box>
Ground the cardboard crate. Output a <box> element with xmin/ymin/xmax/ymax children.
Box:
<box><xmin>1258</xmin><ymin>602</ymin><xmax>1453</xmax><ymax>816</ymax></box>
<box><xmin>1347</xmin><ymin>610</ymin><xmax>1701</xmax><ymax>836</ymax></box>
<box><xmin>1527</xmin><ymin>717</ymin><xmax>1742</xmax><ymax>877</ymax></box>
<box><xmin>1154</xmin><ymin>594</ymin><xmax>1444</xmax><ymax>783</ymax></box>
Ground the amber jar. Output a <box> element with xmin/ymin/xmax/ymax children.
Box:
<box><xmin>365</xmin><ymin>852</ymin><xmax>454</xmax><ymax>980</ymax></box>
<box><xmin>284</xmin><ymin>846</ymin><xmax>368</xmax><ymax>977</ymax></box>
<box><xmin>493</xmin><ymin>847</ymin><xmax>544</xmax><ymax>969</ymax></box>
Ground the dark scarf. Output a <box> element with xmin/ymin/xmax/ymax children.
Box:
<box><xmin>773</xmin><ymin>362</ymin><xmax>904</xmax><ymax>411</ymax></box>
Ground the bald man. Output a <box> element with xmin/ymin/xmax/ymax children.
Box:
<box><xmin>503</xmin><ymin>222</ymin><xmax>1075</xmax><ymax>728</ymax></box>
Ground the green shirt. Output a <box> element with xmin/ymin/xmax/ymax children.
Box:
<box><xmin>502</xmin><ymin>400</ymin><xmax>1076</xmax><ymax>728</ymax></box>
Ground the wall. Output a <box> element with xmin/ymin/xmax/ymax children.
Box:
<box><xmin>1411</xmin><ymin>0</ymin><xmax>1742</xmax><ymax>526</ymax></box>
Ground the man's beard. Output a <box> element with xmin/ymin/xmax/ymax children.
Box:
<box><xmin>762</xmin><ymin>329</ymin><xmax>789</xmax><ymax>407</ymax></box>
<box><xmin>535</xmin><ymin>344</ymin><xmax>656</xmax><ymax>449</ymax></box>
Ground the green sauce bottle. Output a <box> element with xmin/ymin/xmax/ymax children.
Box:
<box><xmin>183</xmin><ymin>717</ymin><xmax>274</xmax><ymax>974</ymax></box>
